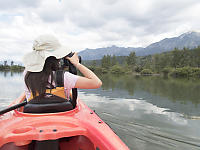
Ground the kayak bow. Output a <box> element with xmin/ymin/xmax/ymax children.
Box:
<box><xmin>0</xmin><ymin>92</ymin><xmax>129</xmax><ymax>150</ymax></box>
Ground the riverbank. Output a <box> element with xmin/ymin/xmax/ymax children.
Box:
<box><xmin>88</xmin><ymin>65</ymin><xmax>200</xmax><ymax>79</ymax></box>
<box><xmin>84</xmin><ymin>46</ymin><xmax>200</xmax><ymax>79</ymax></box>
<box><xmin>0</xmin><ymin>65</ymin><xmax>25</xmax><ymax>72</ymax></box>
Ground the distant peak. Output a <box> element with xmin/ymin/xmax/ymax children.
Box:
<box><xmin>179</xmin><ymin>31</ymin><xmax>200</xmax><ymax>39</ymax></box>
<box><xmin>189</xmin><ymin>30</ymin><xmax>200</xmax><ymax>33</ymax></box>
<box><xmin>185</xmin><ymin>31</ymin><xmax>200</xmax><ymax>35</ymax></box>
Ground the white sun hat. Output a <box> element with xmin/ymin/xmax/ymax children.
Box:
<box><xmin>23</xmin><ymin>34</ymin><xmax>71</xmax><ymax>72</ymax></box>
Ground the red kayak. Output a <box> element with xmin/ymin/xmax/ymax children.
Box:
<box><xmin>0</xmin><ymin>92</ymin><xmax>129</xmax><ymax>150</ymax></box>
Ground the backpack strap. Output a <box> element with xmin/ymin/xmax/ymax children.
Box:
<box><xmin>54</xmin><ymin>70</ymin><xmax>76</xmax><ymax>108</ymax></box>
<box><xmin>54</xmin><ymin>70</ymin><xmax>64</xmax><ymax>87</ymax></box>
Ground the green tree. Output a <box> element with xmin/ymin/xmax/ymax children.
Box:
<box><xmin>91</xmin><ymin>60</ymin><xmax>96</xmax><ymax>67</ymax></box>
<box><xmin>193</xmin><ymin>47</ymin><xmax>200</xmax><ymax>67</ymax></box>
<box><xmin>126</xmin><ymin>52</ymin><xmax>136</xmax><ymax>66</ymax></box>
<box><xmin>179</xmin><ymin>47</ymin><xmax>190</xmax><ymax>67</ymax></box>
<box><xmin>101</xmin><ymin>55</ymin><xmax>111</xmax><ymax>69</ymax></box>
<box><xmin>11</xmin><ymin>61</ymin><xmax>14</xmax><ymax>66</ymax></box>
<box><xmin>101</xmin><ymin>55</ymin><xmax>107</xmax><ymax>68</ymax></box>
<box><xmin>111</xmin><ymin>55</ymin><xmax>117</xmax><ymax>66</ymax></box>
<box><xmin>171</xmin><ymin>48</ymin><xmax>181</xmax><ymax>68</ymax></box>
<box><xmin>107</xmin><ymin>55</ymin><xmax>111</xmax><ymax>68</ymax></box>
<box><xmin>153</xmin><ymin>54</ymin><xmax>160</xmax><ymax>72</ymax></box>
<box><xmin>4</xmin><ymin>60</ymin><xmax>7</xmax><ymax>66</ymax></box>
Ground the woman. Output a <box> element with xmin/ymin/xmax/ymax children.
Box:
<box><xmin>23</xmin><ymin>34</ymin><xmax>102</xmax><ymax>110</ymax></box>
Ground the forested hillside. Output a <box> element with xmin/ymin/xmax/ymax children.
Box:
<box><xmin>85</xmin><ymin>46</ymin><xmax>200</xmax><ymax>78</ymax></box>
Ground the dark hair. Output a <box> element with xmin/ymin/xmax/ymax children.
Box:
<box><xmin>25</xmin><ymin>56</ymin><xmax>59</xmax><ymax>98</ymax></box>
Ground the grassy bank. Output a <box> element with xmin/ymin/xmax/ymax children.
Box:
<box><xmin>0</xmin><ymin>65</ymin><xmax>25</xmax><ymax>72</ymax></box>
<box><xmin>87</xmin><ymin>65</ymin><xmax>200</xmax><ymax>79</ymax></box>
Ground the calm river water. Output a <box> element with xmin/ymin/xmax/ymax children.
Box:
<box><xmin>0</xmin><ymin>71</ymin><xmax>200</xmax><ymax>150</ymax></box>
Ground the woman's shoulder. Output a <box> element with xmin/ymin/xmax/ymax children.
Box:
<box><xmin>63</xmin><ymin>71</ymin><xmax>79</xmax><ymax>87</ymax></box>
<box><xmin>64</xmin><ymin>71</ymin><xmax>79</xmax><ymax>80</ymax></box>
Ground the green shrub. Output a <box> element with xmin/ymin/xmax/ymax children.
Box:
<box><xmin>190</xmin><ymin>67</ymin><xmax>200</xmax><ymax>78</ymax></box>
<box><xmin>89</xmin><ymin>66</ymin><xmax>109</xmax><ymax>74</ymax></box>
<box><xmin>88</xmin><ymin>66</ymin><xmax>95</xmax><ymax>72</ymax></box>
<box><xmin>134</xmin><ymin>66</ymin><xmax>143</xmax><ymax>73</ymax></box>
<box><xmin>169</xmin><ymin>67</ymin><xmax>195</xmax><ymax>78</ymax></box>
<box><xmin>10</xmin><ymin>65</ymin><xmax>24</xmax><ymax>71</ymax></box>
<box><xmin>102</xmin><ymin>68</ymin><xmax>109</xmax><ymax>73</ymax></box>
<box><xmin>0</xmin><ymin>65</ymin><xmax>24</xmax><ymax>71</ymax></box>
<box><xmin>110</xmin><ymin>65</ymin><xmax>125</xmax><ymax>74</ymax></box>
<box><xmin>162</xmin><ymin>67</ymin><xmax>172</xmax><ymax>76</ymax></box>
<box><xmin>141</xmin><ymin>69</ymin><xmax>153</xmax><ymax>75</ymax></box>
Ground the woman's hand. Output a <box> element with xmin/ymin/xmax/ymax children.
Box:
<box><xmin>65</xmin><ymin>52</ymin><xmax>80</xmax><ymax>67</ymax></box>
<box><xmin>66</xmin><ymin>52</ymin><xmax>102</xmax><ymax>89</ymax></box>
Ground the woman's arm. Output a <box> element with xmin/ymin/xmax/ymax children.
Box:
<box><xmin>66</xmin><ymin>53</ymin><xmax>102</xmax><ymax>89</ymax></box>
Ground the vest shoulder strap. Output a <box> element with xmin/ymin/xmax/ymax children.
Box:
<box><xmin>54</xmin><ymin>70</ymin><xmax>65</xmax><ymax>87</ymax></box>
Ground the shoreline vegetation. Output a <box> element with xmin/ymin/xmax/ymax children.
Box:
<box><xmin>0</xmin><ymin>61</ymin><xmax>24</xmax><ymax>72</ymax></box>
<box><xmin>1</xmin><ymin>46</ymin><xmax>200</xmax><ymax>79</ymax></box>
<box><xmin>84</xmin><ymin>46</ymin><xmax>200</xmax><ymax>79</ymax></box>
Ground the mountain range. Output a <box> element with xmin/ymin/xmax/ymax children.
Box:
<box><xmin>79</xmin><ymin>31</ymin><xmax>200</xmax><ymax>60</ymax></box>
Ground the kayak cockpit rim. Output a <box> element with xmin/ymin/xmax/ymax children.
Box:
<box><xmin>13</xmin><ymin>98</ymin><xmax>81</xmax><ymax>117</ymax></box>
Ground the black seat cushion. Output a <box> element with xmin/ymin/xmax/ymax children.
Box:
<box><xmin>23</xmin><ymin>94</ymin><xmax>73</xmax><ymax>113</ymax></box>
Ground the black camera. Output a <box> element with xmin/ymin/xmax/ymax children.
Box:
<box><xmin>59</xmin><ymin>52</ymin><xmax>82</xmax><ymax>68</ymax></box>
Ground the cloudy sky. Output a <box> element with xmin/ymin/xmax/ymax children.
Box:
<box><xmin>1</xmin><ymin>0</ymin><xmax>200</xmax><ymax>62</ymax></box>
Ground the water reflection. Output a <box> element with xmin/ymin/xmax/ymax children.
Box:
<box><xmin>101</xmin><ymin>74</ymin><xmax>200</xmax><ymax>104</ymax></box>
<box><xmin>0</xmin><ymin>71</ymin><xmax>24</xmax><ymax>109</ymax></box>
<box><xmin>1</xmin><ymin>72</ymin><xmax>200</xmax><ymax>150</ymax></box>
<box><xmin>79</xmin><ymin>92</ymin><xmax>200</xmax><ymax>150</ymax></box>
<box><xmin>101</xmin><ymin>74</ymin><xmax>136</xmax><ymax>95</ymax></box>
<box><xmin>86</xmin><ymin>74</ymin><xmax>200</xmax><ymax>116</ymax></box>
<box><xmin>78</xmin><ymin>74</ymin><xmax>200</xmax><ymax>149</ymax></box>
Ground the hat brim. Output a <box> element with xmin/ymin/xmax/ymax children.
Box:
<box><xmin>23</xmin><ymin>46</ymin><xmax>71</xmax><ymax>72</ymax></box>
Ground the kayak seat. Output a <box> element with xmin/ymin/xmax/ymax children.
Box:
<box><xmin>59</xmin><ymin>136</ymin><xmax>95</xmax><ymax>150</ymax></box>
<box><xmin>0</xmin><ymin>142</ymin><xmax>28</xmax><ymax>150</ymax></box>
<box><xmin>28</xmin><ymin>140</ymin><xmax>59</xmax><ymax>150</ymax></box>
<box><xmin>23</xmin><ymin>94</ymin><xmax>74</xmax><ymax>114</ymax></box>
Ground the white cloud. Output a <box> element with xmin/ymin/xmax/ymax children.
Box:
<box><xmin>0</xmin><ymin>0</ymin><xmax>41</xmax><ymax>10</ymax></box>
<box><xmin>0</xmin><ymin>0</ymin><xmax>200</xmax><ymax>62</ymax></box>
